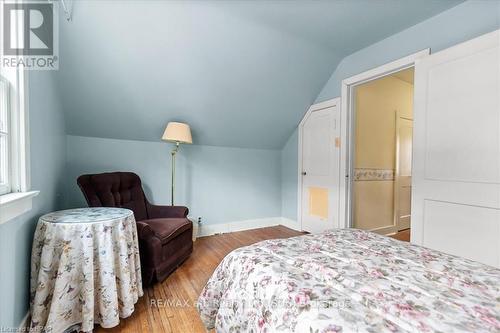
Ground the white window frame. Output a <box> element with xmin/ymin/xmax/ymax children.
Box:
<box><xmin>1</xmin><ymin>68</ymin><xmax>30</xmax><ymax>191</ymax></box>
<box><xmin>0</xmin><ymin>3</ymin><xmax>38</xmax><ymax>224</ymax></box>
<box><xmin>0</xmin><ymin>76</ymin><xmax>11</xmax><ymax>195</ymax></box>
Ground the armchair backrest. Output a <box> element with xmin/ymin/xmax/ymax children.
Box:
<box><xmin>77</xmin><ymin>172</ymin><xmax>148</xmax><ymax>221</ymax></box>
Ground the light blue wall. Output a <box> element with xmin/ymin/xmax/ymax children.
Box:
<box><xmin>316</xmin><ymin>0</ymin><xmax>500</xmax><ymax>102</ymax></box>
<box><xmin>0</xmin><ymin>72</ymin><xmax>66</xmax><ymax>328</ymax></box>
<box><xmin>65</xmin><ymin>136</ymin><xmax>281</xmax><ymax>224</ymax></box>
<box><xmin>58</xmin><ymin>1</ymin><xmax>459</xmax><ymax>149</ymax></box>
<box><xmin>59</xmin><ymin>1</ymin><xmax>341</xmax><ymax>149</ymax></box>
<box><xmin>280</xmin><ymin>129</ymin><xmax>298</xmax><ymax>221</ymax></box>
<box><xmin>281</xmin><ymin>0</ymin><xmax>500</xmax><ymax>224</ymax></box>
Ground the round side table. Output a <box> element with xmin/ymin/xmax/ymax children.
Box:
<box><xmin>30</xmin><ymin>207</ymin><xmax>143</xmax><ymax>333</ymax></box>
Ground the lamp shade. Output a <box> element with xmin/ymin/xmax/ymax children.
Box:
<box><xmin>162</xmin><ymin>122</ymin><xmax>193</xmax><ymax>144</ymax></box>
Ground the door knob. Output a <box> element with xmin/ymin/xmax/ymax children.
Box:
<box><xmin>302</xmin><ymin>171</ymin><xmax>307</xmax><ymax>176</ymax></box>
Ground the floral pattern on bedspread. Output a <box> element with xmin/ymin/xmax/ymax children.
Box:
<box><xmin>197</xmin><ymin>229</ymin><xmax>500</xmax><ymax>333</ymax></box>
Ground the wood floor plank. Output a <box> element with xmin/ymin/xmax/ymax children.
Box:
<box><xmin>94</xmin><ymin>225</ymin><xmax>303</xmax><ymax>333</ymax></box>
<box><xmin>93</xmin><ymin>225</ymin><xmax>409</xmax><ymax>333</ymax></box>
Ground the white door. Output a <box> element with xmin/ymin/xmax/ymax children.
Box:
<box><xmin>412</xmin><ymin>29</ymin><xmax>500</xmax><ymax>267</ymax></box>
<box><xmin>301</xmin><ymin>103</ymin><xmax>340</xmax><ymax>233</ymax></box>
<box><xmin>394</xmin><ymin>114</ymin><xmax>413</xmax><ymax>231</ymax></box>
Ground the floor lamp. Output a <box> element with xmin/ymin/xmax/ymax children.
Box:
<box><xmin>162</xmin><ymin>122</ymin><xmax>193</xmax><ymax>205</ymax></box>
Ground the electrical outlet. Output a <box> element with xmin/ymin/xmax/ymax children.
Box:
<box><xmin>197</xmin><ymin>216</ymin><xmax>202</xmax><ymax>224</ymax></box>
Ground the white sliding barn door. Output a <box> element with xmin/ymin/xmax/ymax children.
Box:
<box><xmin>412</xmin><ymin>30</ymin><xmax>500</xmax><ymax>267</ymax></box>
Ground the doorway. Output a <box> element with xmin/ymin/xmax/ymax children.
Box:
<box><xmin>337</xmin><ymin>50</ymin><xmax>430</xmax><ymax>242</ymax></box>
<box><xmin>351</xmin><ymin>68</ymin><xmax>414</xmax><ymax>240</ymax></box>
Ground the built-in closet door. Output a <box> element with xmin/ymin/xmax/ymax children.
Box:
<box><xmin>300</xmin><ymin>100</ymin><xmax>340</xmax><ymax>234</ymax></box>
<box><xmin>412</xmin><ymin>29</ymin><xmax>499</xmax><ymax>267</ymax></box>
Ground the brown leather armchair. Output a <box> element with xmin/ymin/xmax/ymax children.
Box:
<box><xmin>77</xmin><ymin>172</ymin><xmax>193</xmax><ymax>286</ymax></box>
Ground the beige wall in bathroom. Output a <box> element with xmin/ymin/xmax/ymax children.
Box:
<box><xmin>353</xmin><ymin>74</ymin><xmax>413</xmax><ymax>232</ymax></box>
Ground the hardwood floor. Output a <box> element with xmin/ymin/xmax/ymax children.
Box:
<box><xmin>95</xmin><ymin>225</ymin><xmax>411</xmax><ymax>333</ymax></box>
<box><xmin>95</xmin><ymin>225</ymin><xmax>304</xmax><ymax>333</ymax></box>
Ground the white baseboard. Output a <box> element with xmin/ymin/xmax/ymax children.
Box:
<box><xmin>370</xmin><ymin>225</ymin><xmax>397</xmax><ymax>236</ymax></box>
<box><xmin>280</xmin><ymin>217</ymin><xmax>301</xmax><ymax>231</ymax></box>
<box><xmin>19</xmin><ymin>311</ymin><xmax>29</xmax><ymax>330</ymax></box>
<box><xmin>197</xmin><ymin>217</ymin><xmax>301</xmax><ymax>237</ymax></box>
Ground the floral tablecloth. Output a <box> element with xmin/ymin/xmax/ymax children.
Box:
<box><xmin>198</xmin><ymin>228</ymin><xmax>500</xmax><ymax>333</ymax></box>
<box><xmin>30</xmin><ymin>208</ymin><xmax>143</xmax><ymax>333</ymax></box>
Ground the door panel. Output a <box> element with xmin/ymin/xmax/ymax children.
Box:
<box><xmin>308</xmin><ymin>187</ymin><xmax>329</xmax><ymax>219</ymax></box>
<box><xmin>423</xmin><ymin>200</ymin><xmax>500</xmax><ymax>267</ymax></box>
<box><xmin>412</xmin><ymin>29</ymin><xmax>500</xmax><ymax>267</ymax></box>
<box><xmin>304</xmin><ymin>113</ymin><xmax>331</xmax><ymax>176</ymax></box>
<box><xmin>301</xmin><ymin>104</ymin><xmax>340</xmax><ymax>233</ymax></box>
<box><xmin>425</xmin><ymin>47</ymin><xmax>499</xmax><ymax>183</ymax></box>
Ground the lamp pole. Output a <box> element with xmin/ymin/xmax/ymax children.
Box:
<box><xmin>171</xmin><ymin>141</ymin><xmax>180</xmax><ymax>205</ymax></box>
<box><xmin>162</xmin><ymin>122</ymin><xmax>192</xmax><ymax>205</ymax></box>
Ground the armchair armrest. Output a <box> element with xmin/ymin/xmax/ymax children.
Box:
<box><xmin>136</xmin><ymin>221</ymin><xmax>154</xmax><ymax>239</ymax></box>
<box><xmin>135</xmin><ymin>220</ymin><xmax>163</xmax><ymax>281</ymax></box>
<box><xmin>146</xmin><ymin>203</ymin><xmax>189</xmax><ymax>219</ymax></box>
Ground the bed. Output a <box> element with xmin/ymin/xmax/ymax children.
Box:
<box><xmin>197</xmin><ymin>229</ymin><xmax>500</xmax><ymax>332</ymax></box>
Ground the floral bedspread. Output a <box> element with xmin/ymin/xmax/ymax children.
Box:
<box><xmin>198</xmin><ymin>229</ymin><xmax>500</xmax><ymax>333</ymax></box>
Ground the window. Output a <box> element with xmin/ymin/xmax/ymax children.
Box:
<box><xmin>0</xmin><ymin>77</ymin><xmax>10</xmax><ymax>195</ymax></box>
<box><xmin>0</xmin><ymin>4</ymin><xmax>38</xmax><ymax>224</ymax></box>
<box><xmin>0</xmin><ymin>66</ymin><xmax>29</xmax><ymax>197</ymax></box>
<box><xmin>0</xmin><ymin>66</ymin><xmax>37</xmax><ymax>224</ymax></box>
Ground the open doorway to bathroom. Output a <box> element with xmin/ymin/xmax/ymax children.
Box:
<box><xmin>351</xmin><ymin>68</ymin><xmax>414</xmax><ymax>241</ymax></box>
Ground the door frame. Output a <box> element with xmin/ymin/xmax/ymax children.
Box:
<box><xmin>297</xmin><ymin>97</ymin><xmax>340</xmax><ymax>231</ymax></box>
<box><xmin>394</xmin><ymin>111</ymin><xmax>413</xmax><ymax>231</ymax></box>
<box><xmin>339</xmin><ymin>49</ymin><xmax>430</xmax><ymax>230</ymax></box>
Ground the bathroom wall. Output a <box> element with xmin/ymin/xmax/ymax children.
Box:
<box><xmin>353</xmin><ymin>75</ymin><xmax>413</xmax><ymax>232</ymax></box>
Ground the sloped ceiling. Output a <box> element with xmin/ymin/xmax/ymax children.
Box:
<box><xmin>58</xmin><ymin>0</ymin><xmax>462</xmax><ymax>149</ymax></box>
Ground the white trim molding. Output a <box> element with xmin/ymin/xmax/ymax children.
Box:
<box><xmin>369</xmin><ymin>225</ymin><xmax>398</xmax><ymax>236</ymax></box>
<box><xmin>197</xmin><ymin>217</ymin><xmax>301</xmax><ymax>238</ymax></box>
<box><xmin>339</xmin><ymin>49</ymin><xmax>430</xmax><ymax>230</ymax></box>
<box><xmin>0</xmin><ymin>190</ymin><xmax>39</xmax><ymax>224</ymax></box>
<box><xmin>1</xmin><ymin>58</ymin><xmax>31</xmax><ymax>194</ymax></box>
